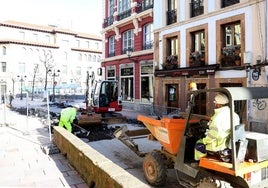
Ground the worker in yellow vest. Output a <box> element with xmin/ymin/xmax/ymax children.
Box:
<box><xmin>59</xmin><ymin>104</ymin><xmax>80</xmax><ymax>132</ymax></box>
<box><xmin>194</xmin><ymin>93</ymin><xmax>240</xmax><ymax>160</ymax></box>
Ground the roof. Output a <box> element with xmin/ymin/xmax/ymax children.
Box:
<box><xmin>0</xmin><ymin>20</ymin><xmax>101</xmax><ymax>40</ymax></box>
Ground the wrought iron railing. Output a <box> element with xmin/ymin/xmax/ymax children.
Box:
<box><xmin>190</xmin><ymin>1</ymin><xmax>204</xmax><ymax>18</ymax></box>
<box><xmin>221</xmin><ymin>0</ymin><xmax>240</xmax><ymax>8</ymax></box>
<box><xmin>118</xmin><ymin>9</ymin><xmax>132</xmax><ymax>21</ymax></box>
<box><xmin>103</xmin><ymin>16</ymin><xmax>114</xmax><ymax>28</ymax></box>
<box><xmin>167</xmin><ymin>9</ymin><xmax>177</xmax><ymax>25</ymax></box>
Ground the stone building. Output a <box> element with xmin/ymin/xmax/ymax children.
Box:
<box><xmin>153</xmin><ymin>0</ymin><xmax>268</xmax><ymax>126</ymax></box>
<box><xmin>0</xmin><ymin>20</ymin><xmax>102</xmax><ymax>100</ymax></box>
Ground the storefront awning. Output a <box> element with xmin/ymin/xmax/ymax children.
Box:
<box><xmin>155</xmin><ymin>64</ymin><xmax>219</xmax><ymax>77</ymax></box>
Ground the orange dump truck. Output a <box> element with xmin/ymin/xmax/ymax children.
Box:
<box><xmin>114</xmin><ymin>87</ymin><xmax>268</xmax><ymax>188</ymax></box>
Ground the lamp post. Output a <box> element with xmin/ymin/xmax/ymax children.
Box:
<box><xmin>17</xmin><ymin>75</ymin><xmax>27</xmax><ymax>100</ymax></box>
<box><xmin>50</xmin><ymin>69</ymin><xmax>60</xmax><ymax>102</ymax></box>
<box><xmin>126</xmin><ymin>48</ymin><xmax>138</xmax><ymax>63</ymax></box>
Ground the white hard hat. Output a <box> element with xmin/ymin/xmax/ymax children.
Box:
<box><xmin>214</xmin><ymin>93</ymin><xmax>229</xmax><ymax>105</ymax></box>
<box><xmin>74</xmin><ymin>104</ymin><xmax>80</xmax><ymax>109</ymax></box>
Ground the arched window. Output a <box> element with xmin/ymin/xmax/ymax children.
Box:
<box><xmin>2</xmin><ymin>46</ymin><xmax>6</xmax><ymax>55</ymax></box>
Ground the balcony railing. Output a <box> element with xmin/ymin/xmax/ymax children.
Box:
<box><xmin>167</xmin><ymin>9</ymin><xmax>177</xmax><ymax>25</ymax></box>
<box><xmin>143</xmin><ymin>41</ymin><xmax>153</xmax><ymax>50</ymax></box>
<box><xmin>118</xmin><ymin>9</ymin><xmax>132</xmax><ymax>21</ymax></box>
<box><xmin>137</xmin><ymin>0</ymin><xmax>154</xmax><ymax>13</ymax></box>
<box><xmin>190</xmin><ymin>1</ymin><xmax>204</xmax><ymax>18</ymax></box>
<box><xmin>103</xmin><ymin>16</ymin><xmax>114</xmax><ymax>28</ymax></box>
<box><xmin>108</xmin><ymin>51</ymin><xmax>115</xmax><ymax>57</ymax></box>
<box><xmin>221</xmin><ymin>0</ymin><xmax>240</xmax><ymax>8</ymax></box>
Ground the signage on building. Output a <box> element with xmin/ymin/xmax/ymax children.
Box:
<box><xmin>121</xmin><ymin>68</ymin><xmax>133</xmax><ymax>76</ymax></box>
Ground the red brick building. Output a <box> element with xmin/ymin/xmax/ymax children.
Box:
<box><xmin>102</xmin><ymin>0</ymin><xmax>154</xmax><ymax>111</ymax></box>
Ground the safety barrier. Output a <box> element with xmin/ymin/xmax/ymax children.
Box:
<box><xmin>53</xmin><ymin>126</ymin><xmax>149</xmax><ymax>188</ymax></box>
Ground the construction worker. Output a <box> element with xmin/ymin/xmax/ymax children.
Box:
<box><xmin>59</xmin><ymin>104</ymin><xmax>79</xmax><ymax>132</ymax></box>
<box><xmin>194</xmin><ymin>93</ymin><xmax>240</xmax><ymax>160</ymax></box>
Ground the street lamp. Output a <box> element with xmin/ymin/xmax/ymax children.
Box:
<box><xmin>17</xmin><ymin>75</ymin><xmax>27</xmax><ymax>100</ymax></box>
<box><xmin>49</xmin><ymin>69</ymin><xmax>60</xmax><ymax>102</ymax></box>
<box><xmin>126</xmin><ymin>48</ymin><xmax>138</xmax><ymax>63</ymax></box>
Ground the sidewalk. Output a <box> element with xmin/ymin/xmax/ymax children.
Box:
<box><xmin>0</xmin><ymin>103</ymin><xmax>88</xmax><ymax>188</ymax></box>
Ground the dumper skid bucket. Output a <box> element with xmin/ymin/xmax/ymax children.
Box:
<box><xmin>113</xmin><ymin>125</ymin><xmax>151</xmax><ymax>157</ymax></box>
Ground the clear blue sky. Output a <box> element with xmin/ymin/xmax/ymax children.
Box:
<box><xmin>0</xmin><ymin>0</ymin><xmax>102</xmax><ymax>35</ymax></box>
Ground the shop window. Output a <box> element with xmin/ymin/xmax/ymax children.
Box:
<box><xmin>141</xmin><ymin>64</ymin><xmax>153</xmax><ymax>103</ymax></box>
<box><xmin>121</xmin><ymin>67</ymin><xmax>134</xmax><ymax>101</ymax></box>
<box><xmin>190</xmin><ymin>0</ymin><xmax>204</xmax><ymax>18</ymax></box>
<box><xmin>189</xmin><ymin>30</ymin><xmax>205</xmax><ymax>67</ymax></box>
<box><xmin>220</xmin><ymin>22</ymin><xmax>241</xmax><ymax>67</ymax></box>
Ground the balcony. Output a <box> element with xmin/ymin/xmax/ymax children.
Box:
<box><xmin>221</xmin><ymin>0</ymin><xmax>240</xmax><ymax>8</ymax></box>
<box><xmin>137</xmin><ymin>0</ymin><xmax>154</xmax><ymax>13</ymax></box>
<box><xmin>108</xmin><ymin>51</ymin><xmax>115</xmax><ymax>57</ymax></box>
<box><xmin>103</xmin><ymin>16</ymin><xmax>114</xmax><ymax>28</ymax></box>
<box><xmin>167</xmin><ymin>9</ymin><xmax>177</xmax><ymax>25</ymax></box>
<box><xmin>118</xmin><ymin>9</ymin><xmax>132</xmax><ymax>21</ymax></box>
<box><xmin>143</xmin><ymin>41</ymin><xmax>153</xmax><ymax>50</ymax></box>
<box><xmin>190</xmin><ymin>1</ymin><xmax>204</xmax><ymax>18</ymax></box>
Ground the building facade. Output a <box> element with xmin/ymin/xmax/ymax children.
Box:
<box><xmin>154</xmin><ymin>1</ymin><xmax>268</xmax><ymax>124</ymax></box>
<box><xmin>0</xmin><ymin>20</ymin><xmax>102</xmax><ymax>100</ymax></box>
<box><xmin>102</xmin><ymin>0</ymin><xmax>154</xmax><ymax>111</ymax></box>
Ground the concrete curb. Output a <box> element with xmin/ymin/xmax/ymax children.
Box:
<box><xmin>53</xmin><ymin>126</ymin><xmax>150</xmax><ymax>188</ymax></box>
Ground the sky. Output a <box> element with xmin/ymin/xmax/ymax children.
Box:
<box><xmin>0</xmin><ymin>0</ymin><xmax>103</xmax><ymax>36</ymax></box>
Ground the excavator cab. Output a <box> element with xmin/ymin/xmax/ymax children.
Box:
<box><xmin>92</xmin><ymin>80</ymin><xmax>122</xmax><ymax>113</ymax></box>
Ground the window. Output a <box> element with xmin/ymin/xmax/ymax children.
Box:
<box><xmin>141</xmin><ymin>64</ymin><xmax>154</xmax><ymax>103</ymax></box>
<box><xmin>121</xmin><ymin>66</ymin><xmax>134</xmax><ymax>101</ymax></box>
<box><xmin>2</xmin><ymin>46</ymin><xmax>6</xmax><ymax>55</ymax></box>
<box><xmin>86</xmin><ymin>41</ymin><xmax>90</xmax><ymax>48</ymax></box>
<box><xmin>18</xmin><ymin>62</ymin><xmax>26</xmax><ymax>73</ymax></box>
<box><xmin>107</xmin><ymin>68</ymin><xmax>116</xmax><ymax>80</ymax></box>
<box><xmin>118</xmin><ymin>0</ymin><xmax>131</xmax><ymax>20</ymax></box>
<box><xmin>76</xmin><ymin>66</ymin><xmax>81</xmax><ymax>76</ymax></box>
<box><xmin>109</xmin><ymin>0</ymin><xmax>115</xmax><ymax>16</ymax></box>
<box><xmin>45</xmin><ymin>35</ymin><xmax>50</xmax><ymax>43</ymax></box>
<box><xmin>78</xmin><ymin>53</ymin><xmax>82</xmax><ymax>61</ymax></box>
<box><xmin>88</xmin><ymin>54</ymin><xmax>92</xmax><ymax>62</ymax></box>
<box><xmin>62</xmin><ymin>65</ymin><xmax>68</xmax><ymax>74</ymax></box>
<box><xmin>167</xmin><ymin>37</ymin><xmax>178</xmax><ymax>56</ymax></box>
<box><xmin>190</xmin><ymin>0</ymin><xmax>204</xmax><ymax>18</ymax></box>
<box><xmin>97</xmin><ymin>55</ymin><xmax>101</xmax><ymax>62</ymax></box>
<box><xmin>143</xmin><ymin>23</ymin><xmax>153</xmax><ymax>50</ymax></box>
<box><xmin>93</xmin><ymin>55</ymin><xmax>96</xmax><ymax>62</ymax></box>
<box><xmin>19</xmin><ymin>31</ymin><xmax>25</xmax><ymax>40</ymax></box>
<box><xmin>222</xmin><ymin>0</ymin><xmax>239</xmax><ymax>8</ymax></box>
<box><xmin>167</xmin><ymin>0</ymin><xmax>177</xmax><ymax>25</ymax></box>
<box><xmin>122</xmin><ymin>30</ymin><xmax>134</xmax><ymax>54</ymax></box>
<box><xmin>64</xmin><ymin>52</ymin><xmax>68</xmax><ymax>61</ymax></box>
<box><xmin>221</xmin><ymin>22</ymin><xmax>241</xmax><ymax>67</ymax></box>
<box><xmin>33</xmin><ymin>33</ymin><xmax>38</xmax><ymax>41</ymax></box>
<box><xmin>189</xmin><ymin>30</ymin><xmax>205</xmax><ymax>66</ymax></box>
<box><xmin>1</xmin><ymin>62</ymin><xmax>6</xmax><ymax>72</ymax></box>
<box><xmin>109</xmin><ymin>36</ymin><xmax>115</xmax><ymax>57</ymax></box>
<box><xmin>76</xmin><ymin>40</ymin><xmax>80</xmax><ymax>47</ymax></box>
<box><xmin>118</xmin><ymin>0</ymin><xmax>131</xmax><ymax>13</ymax></box>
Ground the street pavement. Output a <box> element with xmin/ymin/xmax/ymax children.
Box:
<box><xmin>0</xmin><ymin>98</ymin><xmax>150</xmax><ymax>188</ymax></box>
<box><xmin>0</xmin><ymin>102</ymin><xmax>88</xmax><ymax>188</ymax></box>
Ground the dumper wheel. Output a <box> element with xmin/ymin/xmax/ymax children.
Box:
<box><xmin>143</xmin><ymin>151</ymin><xmax>167</xmax><ymax>186</ymax></box>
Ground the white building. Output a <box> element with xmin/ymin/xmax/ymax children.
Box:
<box><xmin>0</xmin><ymin>20</ymin><xmax>102</xmax><ymax>99</ymax></box>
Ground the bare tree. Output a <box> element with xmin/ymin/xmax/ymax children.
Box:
<box><xmin>39</xmin><ymin>50</ymin><xmax>54</xmax><ymax>101</ymax></box>
<box><xmin>31</xmin><ymin>64</ymin><xmax>39</xmax><ymax>101</ymax></box>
